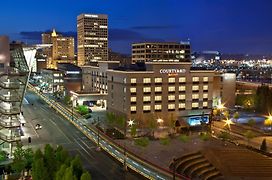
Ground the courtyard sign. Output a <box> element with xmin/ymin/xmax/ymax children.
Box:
<box><xmin>159</xmin><ymin>68</ymin><xmax>186</xmax><ymax>74</ymax></box>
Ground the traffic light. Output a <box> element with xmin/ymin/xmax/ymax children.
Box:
<box><xmin>28</xmin><ymin>137</ymin><xmax>31</xmax><ymax>143</ymax></box>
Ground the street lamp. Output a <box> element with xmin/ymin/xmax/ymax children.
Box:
<box><xmin>223</xmin><ymin>118</ymin><xmax>234</xmax><ymax>133</ymax></box>
<box><xmin>264</xmin><ymin>114</ymin><xmax>272</xmax><ymax>130</ymax></box>
<box><xmin>124</xmin><ymin>118</ymin><xmax>135</xmax><ymax>171</ymax></box>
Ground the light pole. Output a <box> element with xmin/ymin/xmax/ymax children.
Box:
<box><xmin>172</xmin><ymin>157</ymin><xmax>177</xmax><ymax>180</ymax></box>
<box><xmin>96</xmin><ymin>117</ymin><xmax>101</xmax><ymax>151</ymax></box>
<box><xmin>124</xmin><ymin>119</ymin><xmax>135</xmax><ymax>171</ymax></box>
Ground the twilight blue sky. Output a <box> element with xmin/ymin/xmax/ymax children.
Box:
<box><xmin>1</xmin><ymin>0</ymin><xmax>272</xmax><ymax>54</ymax></box>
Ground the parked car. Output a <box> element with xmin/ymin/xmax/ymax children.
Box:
<box><xmin>35</xmin><ymin>124</ymin><xmax>42</xmax><ymax>130</ymax></box>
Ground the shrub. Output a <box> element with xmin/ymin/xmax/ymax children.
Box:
<box><xmin>134</xmin><ymin>137</ymin><xmax>149</xmax><ymax>147</ymax></box>
<box><xmin>160</xmin><ymin>137</ymin><xmax>170</xmax><ymax>145</ymax></box>
<box><xmin>179</xmin><ymin>134</ymin><xmax>190</xmax><ymax>143</ymax></box>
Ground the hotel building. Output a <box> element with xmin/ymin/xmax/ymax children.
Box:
<box><xmin>77</xmin><ymin>14</ymin><xmax>108</xmax><ymax>66</ymax></box>
<box><xmin>81</xmin><ymin>41</ymin><xmax>236</xmax><ymax>127</ymax></box>
<box><xmin>132</xmin><ymin>42</ymin><xmax>191</xmax><ymax>63</ymax></box>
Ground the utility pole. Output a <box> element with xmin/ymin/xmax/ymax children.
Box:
<box><xmin>123</xmin><ymin>119</ymin><xmax>127</xmax><ymax>171</ymax></box>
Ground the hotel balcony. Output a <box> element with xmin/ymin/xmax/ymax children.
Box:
<box><xmin>0</xmin><ymin>107</ymin><xmax>20</xmax><ymax>115</ymax></box>
<box><xmin>0</xmin><ymin>132</ymin><xmax>21</xmax><ymax>143</ymax></box>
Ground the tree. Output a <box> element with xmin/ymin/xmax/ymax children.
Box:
<box><xmin>24</xmin><ymin>148</ymin><xmax>34</xmax><ymax>170</ymax></box>
<box><xmin>81</xmin><ymin>171</ymin><xmax>92</xmax><ymax>180</ymax></box>
<box><xmin>55</xmin><ymin>164</ymin><xmax>67</xmax><ymax>180</ymax></box>
<box><xmin>233</xmin><ymin>112</ymin><xmax>239</xmax><ymax>123</ymax></box>
<box><xmin>32</xmin><ymin>158</ymin><xmax>49</xmax><ymax>180</ymax></box>
<box><xmin>11</xmin><ymin>143</ymin><xmax>25</xmax><ymax>174</ymax></box>
<box><xmin>130</xmin><ymin>125</ymin><xmax>137</xmax><ymax>138</ymax></box>
<box><xmin>218</xmin><ymin>131</ymin><xmax>231</xmax><ymax>142</ymax></box>
<box><xmin>70</xmin><ymin>155</ymin><xmax>83</xmax><ymax>179</ymax></box>
<box><xmin>148</xmin><ymin>117</ymin><xmax>157</xmax><ymax>138</ymax></box>
<box><xmin>260</xmin><ymin>138</ymin><xmax>268</xmax><ymax>152</ymax></box>
<box><xmin>64</xmin><ymin>166</ymin><xmax>77</xmax><ymax>180</ymax></box>
<box><xmin>76</xmin><ymin>105</ymin><xmax>89</xmax><ymax>115</ymax></box>
<box><xmin>247</xmin><ymin>118</ymin><xmax>256</xmax><ymax>127</ymax></box>
<box><xmin>44</xmin><ymin>144</ymin><xmax>56</xmax><ymax>179</ymax></box>
<box><xmin>243</xmin><ymin>130</ymin><xmax>255</xmax><ymax>145</ymax></box>
<box><xmin>106</xmin><ymin>112</ymin><xmax>116</xmax><ymax>125</ymax></box>
<box><xmin>160</xmin><ymin>137</ymin><xmax>170</xmax><ymax>145</ymax></box>
<box><xmin>64</xmin><ymin>95</ymin><xmax>71</xmax><ymax>105</ymax></box>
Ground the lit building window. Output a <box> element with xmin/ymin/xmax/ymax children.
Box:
<box><xmin>131</xmin><ymin>106</ymin><xmax>136</xmax><ymax>112</ymax></box>
<box><xmin>130</xmin><ymin>87</ymin><xmax>136</xmax><ymax>93</ymax></box>
<box><xmin>179</xmin><ymin>77</ymin><xmax>186</xmax><ymax>83</ymax></box>
<box><xmin>143</xmin><ymin>105</ymin><xmax>151</xmax><ymax>111</ymax></box>
<box><xmin>168</xmin><ymin>77</ymin><xmax>175</xmax><ymax>83</ymax></box>
<box><xmin>155</xmin><ymin>105</ymin><xmax>162</xmax><ymax>110</ymax></box>
<box><xmin>143</xmin><ymin>78</ymin><xmax>151</xmax><ymax>84</ymax></box>
<box><xmin>192</xmin><ymin>102</ymin><xmax>199</xmax><ymax>108</ymax></box>
<box><xmin>143</xmin><ymin>96</ymin><xmax>151</xmax><ymax>102</ymax></box>
<box><xmin>179</xmin><ymin>86</ymin><xmax>186</xmax><ymax>91</ymax></box>
<box><xmin>143</xmin><ymin>87</ymin><xmax>151</xmax><ymax>93</ymax></box>
<box><xmin>192</xmin><ymin>85</ymin><xmax>199</xmax><ymax>91</ymax></box>
<box><xmin>203</xmin><ymin>85</ymin><xmax>208</xmax><ymax>91</ymax></box>
<box><xmin>168</xmin><ymin>104</ymin><xmax>175</xmax><ymax>110</ymax></box>
<box><xmin>168</xmin><ymin>86</ymin><xmax>175</xmax><ymax>92</ymax></box>
<box><xmin>179</xmin><ymin>94</ymin><xmax>185</xmax><ymax>100</ymax></box>
<box><xmin>168</xmin><ymin>95</ymin><xmax>175</xmax><ymax>101</ymax></box>
<box><xmin>155</xmin><ymin>86</ymin><xmax>162</xmax><ymax>92</ymax></box>
<box><xmin>203</xmin><ymin>94</ymin><xmax>208</xmax><ymax>99</ymax></box>
<box><xmin>155</xmin><ymin>78</ymin><xmax>162</xmax><ymax>83</ymax></box>
<box><xmin>192</xmin><ymin>94</ymin><xmax>199</xmax><ymax>99</ymax></box>
<box><xmin>192</xmin><ymin>77</ymin><xmax>199</xmax><ymax>82</ymax></box>
<box><xmin>179</xmin><ymin>103</ymin><xmax>185</xmax><ymax>109</ymax></box>
<box><xmin>203</xmin><ymin>77</ymin><xmax>209</xmax><ymax>82</ymax></box>
<box><xmin>130</xmin><ymin>97</ymin><xmax>136</xmax><ymax>102</ymax></box>
<box><xmin>131</xmin><ymin>78</ymin><xmax>136</xmax><ymax>84</ymax></box>
<box><xmin>155</xmin><ymin>96</ymin><xmax>162</xmax><ymax>101</ymax></box>
<box><xmin>203</xmin><ymin>102</ymin><xmax>208</xmax><ymax>107</ymax></box>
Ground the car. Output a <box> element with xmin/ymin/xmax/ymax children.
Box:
<box><xmin>35</xmin><ymin>124</ymin><xmax>42</xmax><ymax>130</ymax></box>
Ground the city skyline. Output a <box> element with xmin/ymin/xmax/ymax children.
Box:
<box><xmin>2</xmin><ymin>0</ymin><xmax>272</xmax><ymax>55</ymax></box>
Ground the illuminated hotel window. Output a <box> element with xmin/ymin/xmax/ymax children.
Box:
<box><xmin>168</xmin><ymin>95</ymin><xmax>175</xmax><ymax>101</ymax></box>
<box><xmin>155</xmin><ymin>96</ymin><xmax>162</xmax><ymax>101</ymax></box>
<box><xmin>203</xmin><ymin>102</ymin><xmax>208</xmax><ymax>107</ymax></box>
<box><xmin>143</xmin><ymin>105</ymin><xmax>151</xmax><ymax>111</ymax></box>
<box><xmin>143</xmin><ymin>87</ymin><xmax>151</xmax><ymax>93</ymax></box>
<box><xmin>168</xmin><ymin>104</ymin><xmax>175</xmax><ymax>110</ymax></box>
<box><xmin>168</xmin><ymin>77</ymin><xmax>175</xmax><ymax>83</ymax></box>
<box><xmin>192</xmin><ymin>94</ymin><xmax>199</xmax><ymax>99</ymax></box>
<box><xmin>155</xmin><ymin>87</ymin><xmax>162</xmax><ymax>92</ymax></box>
<box><xmin>131</xmin><ymin>106</ymin><xmax>136</xmax><ymax>112</ymax></box>
<box><xmin>203</xmin><ymin>94</ymin><xmax>208</xmax><ymax>99</ymax></box>
<box><xmin>130</xmin><ymin>87</ymin><xmax>136</xmax><ymax>93</ymax></box>
<box><xmin>179</xmin><ymin>86</ymin><xmax>186</xmax><ymax>91</ymax></box>
<box><xmin>155</xmin><ymin>104</ymin><xmax>162</xmax><ymax>110</ymax></box>
<box><xmin>179</xmin><ymin>94</ymin><xmax>185</xmax><ymax>100</ymax></box>
<box><xmin>143</xmin><ymin>96</ymin><xmax>151</xmax><ymax>102</ymax></box>
<box><xmin>168</xmin><ymin>86</ymin><xmax>175</xmax><ymax>92</ymax></box>
<box><xmin>130</xmin><ymin>97</ymin><xmax>136</xmax><ymax>102</ymax></box>
<box><xmin>192</xmin><ymin>102</ymin><xmax>199</xmax><ymax>108</ymax></box>
<box><xmin>155</xmin><ymin>78</ymin><xmax>162</xmax><ymax>83</ymax></box>
<box><xmin>131</xmin><ymin>78</ymin><xmax>136</xmax><ymax>84</ymax></box>
<box><xmin>179</xmin><ymin>103</ymin><xmax>185</xmax><ymax>109</ymax></box>
<box><xmin>192</xmin><ymin>85</ymin><xmax>199</xmax><ymax>91</ymax></box>
<box><xmin>203</xmin><ymin>77</ymin><xmax>209</xmax><ymax>82</ymax></box>
<box><xmin>179</xmin><ymin>77</ymin><xmax>186</xmax><ymax>83</ymax></box>
<box><xmin>143</xmin><ymin>78</ymin><xmax>151</xmax><ymax>84</ymax></box>
<box><xmin>192</xmin><ymin>77</ymin><xmax>200</xmax><ymax>82</ymax></box>
<box><xmin>203</xmin><ymin>85</ymin><xmax>208</xmax><ymax>91</ymax></box>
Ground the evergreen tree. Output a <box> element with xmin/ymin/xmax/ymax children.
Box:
<box><xmin>70</xmin><ymin>155</ymin><xmax>83</xmax><ymax>179</ymax></box>
<box><xmin>64</xmin><ymin>166</ymin><xmax>77</xmax><ymax>180</ymax></box>
<box><xmin>55</xmin><ymin>164</ymin><xmax>67</xmax><ymax>180</ymax></box>
<box><xmin>32</xmin><ymin>158</ymin><xmax>49</xmax><ymax>180</ymax></box>
<box><xmin>81</xmin><ymin>171</ymin><xmax>92</xmax><ymax>180</ymax></box>
<box><xmin>260</xmin><ymin>138</ymin><xmax>268</xmax><ymax>152</ymax></box>
<box><xmin>44</xmin><ymin>144</ymin><xmax>56</xmax><ymax>179</ymax></box>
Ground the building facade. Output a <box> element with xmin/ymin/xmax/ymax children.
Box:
<box><xmin>132</xmin><ymin>42</ymin><xmax>191</xmax><ymax>63</ymax></box>
<box><xmin>40</xmin><ymin>69</ymin><xmax>64</xmax><ymax>94</ymax></box>
<box><xmin>0</xmin><ymin>37</ymin><xmax>29</xmax><ymax>155</ymax></box>
<box><xmin>77</xmin><ymin>14</ymin><xmax>108</xmax><ymax>66</ymax></box>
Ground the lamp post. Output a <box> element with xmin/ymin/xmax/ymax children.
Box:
<box><xmin>96</xmin><ymin>117</ymin><xmax>101</xmax><ymax>151</ymax></box>
<box><xmin>124</xmin><ymin>119</ymin><xmax>135</xmax><ymax>171</ymax></box>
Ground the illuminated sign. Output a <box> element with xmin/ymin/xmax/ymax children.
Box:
<box><xmin>84</xmin><ymin>14</ymin><xmax>98</xmax><ymax>18</ymax></box>
<box><xmin>159</xmin><ymin>69</ymin><xmax>186</xmax><ymax>74</ymax></box>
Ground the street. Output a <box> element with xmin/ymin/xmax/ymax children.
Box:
<box><xmin>22</xmin><ymin>91</ymin><xmax>140</xmax><ymax>180</ymax></box>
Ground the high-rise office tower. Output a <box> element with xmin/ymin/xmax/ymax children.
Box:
<box><xmin>77</xmin><ymin>14</ymin><xmax>108</xmax><ymax>66</ymax></box>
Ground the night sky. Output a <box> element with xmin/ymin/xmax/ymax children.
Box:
<box><xmin>1</xmin><ymin>0</ymin><xmax>272</xmax><ymax>55</ymax></box>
